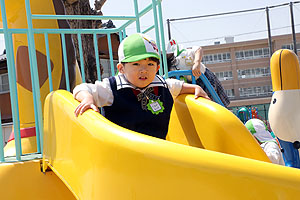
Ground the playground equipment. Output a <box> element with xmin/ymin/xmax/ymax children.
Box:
<box><xmin>236</xmin><ymin>106</ymin><xmax>270</xmax><ymax>130</ymax></box>
<box><xmin>250</xmin><ymin>107</ymin><xmax>258</xmax><ymax>118</ymax></box>
<box><xmin>1</xmin><ymin>0</ymin><xmax>300</xmax><ymax>199</ymax></box>
<box><xmin>269</xmin><ymin>49</ymin><xmax>300</xmax><ymax>168</ymax></box>
<box><xmin>167</xmin><ymin>69</ymin><xmax>225</xmax><ymax>107</ymax></box>
<box><xmin>2</xmin><ymin>0</ymin><xmax>82</xmax><ymax>158</ymax></box>
<box><xmin>237</xmin><ymin>107</ymin><xmax>251</xmax><ymax>124</ymax></box>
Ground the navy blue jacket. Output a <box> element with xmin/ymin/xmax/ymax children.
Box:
<box><xmin>103</xmin><ymin>76</ymin><xmax>174</xmax><ymax>139</ymax></box>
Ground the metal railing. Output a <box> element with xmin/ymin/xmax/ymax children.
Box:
<box><xmin>167</xmin><ymin>70</ymin><xmax>225</xmax><ymax>107</ymax></box>
<box><xmin>0</xmin><ymin>0</ymin><xmax>167</xmax><ymax>162</ymax></box>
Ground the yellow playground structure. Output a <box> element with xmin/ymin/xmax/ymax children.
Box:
<box><xmin>1</xmin><ymin>0</ymin><xmax>300</xmax><ymax>199</ymax></box>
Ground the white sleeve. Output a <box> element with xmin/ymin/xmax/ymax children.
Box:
<box><xmin>73</xmin><ymin>78</ymin><xmax>114</xmax><ymax>107</ymax></box>
<box><xmin>263</xmin><ymin>142</ymin><xmax>285</xmax><ymax>165</ymax></box>
<box><xmin>165</xmin><ymin>78</ymin><xmax>184</xmax><ymax>97</ymax></box>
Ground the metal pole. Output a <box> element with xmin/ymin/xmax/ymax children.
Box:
<box><xmin>0</xmin><ymin>0</ymin><xmax>22</xmax><ymax>160</ymax></box>
<box><xmin>133</xmin><ymin>0</ymin><xmax>141</xmax><ymax>33</ymax></box>
<box><xmin>157</xmin><ymin>1</ymin><xmax>169</xmax><ymax>76</ymax></box>
<box><xmin>266</xmin><ymin>7</ymin><xmax>273</xmax><ymax>56</ymax></box>
<box><xmin>25</xmin><ymin>0</ymin><xmax>43</xmax><ymax>153</ymax></box>
<box><xmin>290</xmin><ymin>2</ymin><xmax>297</xmax><ymax>55</ymax></box>
<box><xmin>151</xmin><ymin>0</ymin><xmax>163</xmax><ymax>75</ymax></box>
<box><xmin>167</xmin><ymin>19</ymin><xmax>171</xmax><ymax>40</ymax></box>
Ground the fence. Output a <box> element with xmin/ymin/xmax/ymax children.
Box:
<box><xmin>0</xmin><ymin>0</ymin><xmax>167</xmax><ymax>162</ymax></box>
<box><xmin>167</xmin><ymin>1</ymin><xmax>300</xmax><ymax>50</ymax></box>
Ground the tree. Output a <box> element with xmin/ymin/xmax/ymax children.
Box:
<box><xmin>62</xmin><ymin>0</ymin><xmax>107</xmax><ymax>83</ymax></box>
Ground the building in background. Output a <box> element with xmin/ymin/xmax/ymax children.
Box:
<box><xmin>201</xmin><ymin>33</ymin><xmax>300</xmax><ymax>120</ymax></box>
<box><xmin>0</xmin><ymin>52</ymin><xmax>12</xmax><ymax>145</ymax></box>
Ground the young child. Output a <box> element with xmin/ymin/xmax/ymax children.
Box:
<box><xmin>73</xmin><ymin>33</ymin><xmax>209</xmax><ymax>139</ymax></box>
<box><xmin>166</xmin><ymin>39</ymin><xmax>230</xmax><ymax>107</ymax></box>
<box><xmin>245</xmin><ymin>118</ymin><xmax>285</xmax><ymax>165</ymax></box>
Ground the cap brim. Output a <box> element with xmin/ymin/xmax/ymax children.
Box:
<box><xmin>121</xmin><ymin>53</ymin><xmax>160</xmax><ymax>63</ymax></box>
<box><xmin>254</xmin><ymin>129</ymin><xmax>275</xmax><ymax>143</ymax></box>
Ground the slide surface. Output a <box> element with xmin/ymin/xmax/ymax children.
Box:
<box><xmin>1</xmin><ymin>0</ymin><xmax>300</xmax><ymax>199</ymax></box>
<box><xmin>0</xmin><ymin>159</ymin><xmax>75</xmax><ymax>199</ymax></box>
<box><xmin>40</xmin><ymin>90</ymin><xmax>300</xmax><ymax>200</ymax></box>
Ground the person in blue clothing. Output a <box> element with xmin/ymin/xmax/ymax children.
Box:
<box><xmin>73</xmin><ymin>33</ymin><xmax>210</xmax><ymax>139</ymax></box>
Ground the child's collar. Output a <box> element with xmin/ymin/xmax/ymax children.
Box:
<box><xmin>115</xmin><ymin>74</ymin><xmax>168</xmax><ymax>92</ymax></box>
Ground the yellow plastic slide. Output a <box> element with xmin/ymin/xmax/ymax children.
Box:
<box><xmin>40</xmin><ymin>90</ymin><xmax>300</xmax><ymax>200</ymax></box>
<box><xmin>1</xmin><ymin>0</ymin><xmax>300</xmax><ymax>198</ymax></box>
<box><xmin>0</xmin><ymin>159</ymin><xmax>75</xmax><ymax>199</ymax></box>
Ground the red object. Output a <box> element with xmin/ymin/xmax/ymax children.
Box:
<box><xmin>170</xmin><ymin>39</ymin><xmax>176</xmax><ymax>46</ymax></box>
<box><xmin>7</xmin><ymin>127</ymin><xmax>36</xmax><ymax>142</ymax></box>
<box><xmin>132</xmin><ymin>87</ymin><xmax>159</xmax><ymax>97</ymax></box>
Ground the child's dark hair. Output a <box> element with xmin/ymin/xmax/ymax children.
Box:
<box><xmin>166</xmin><ymin>53</ymin><xmax>177</xmax><ymax>71</ymax></box>
<box><xmin>121</xmin><ymin>57</ymin><xmax>160</xmax><ymax>65</ymax></box>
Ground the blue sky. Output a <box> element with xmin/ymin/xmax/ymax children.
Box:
<box><xmin>91</xmin><ymin>0</ymin><xmax>300</xmax><ymax>47</ymax></box>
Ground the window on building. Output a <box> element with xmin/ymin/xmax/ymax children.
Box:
<box><xmin>226</xmin><ymin>53</ymin><xmax>231</xmax><ymax>60</ymax></box>
<box><xmin>222</xmin><ymin>53</ymin><xmax>227</xmax><ymax>60</ymax></box>
<box><xmin>239</xmin><ymin>85</ymin><xmax>272</xmax><ymax>98</ymax></box>
<box><xmin>0</xmin><ymin>73</ymin><xmax>9</xmax><ymax>93</ymax></box>
<box><xmin>263</xmin><ymin>48</ymin><xmax>270</xmax><ymax>57</ymax></box>
<box><xmin>245</xmin><ymin>50</ymin><xmax>250</xmax><ymax>57</ymax></box>
<box><xmin>235</xmin><ymin>52</ymin><xmax>240</xmax><ymax>59</ymax></box>
<box><xmin>225</xmin><ymin>89</ymin><xmax>235</xmax><ymax>99</ymax></box>
<box><xmin>237</xmin><ymin>67</ymin><xmax>271</xmax><ymax>79</ymax></box>
<box><xmin>213</xmin><ymin>54</ymin><xmax>218</xmax><ymax>61</ymax></box>
<box><xmin>217</xmin><ymin>54</ymin><xmax>222</xmax><ymax>61</ymax></box>
<box><xmin>215</xmin><ymin>70</ymin><xmax>233</xmax><ymax>81</ymax></box>
<box><xmin>253</xmin><ymin>49</ymin><xmax>259</xmax><ymax>57</ymax></box>
<box><xmin>282</xmin><ymin>43</ymin><xmax>300</xmax><ymax>52</ymax></box>
<box><xmin>203</xmin><ymin>52</ymin><xmax>231</xmax><ymax>64</ymax></box>
<box><xmin>236</xmin><ymin>48</ymin><xmax>270</xmax><ymax>61</ymax></box>
<box><xmin>240</xmin><ymin>51</ymin><xmax>244</xmax><ymax>59</ymax></box>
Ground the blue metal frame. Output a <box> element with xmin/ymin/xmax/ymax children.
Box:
<box><xmin>93</xmin><ymin>33</ymin><xmax>102</xmax><ymax>81</ymax></box>
<box><xmin>0</xmin><ymin>0</ymin><xmax>167</xmax><ymax>162</ymax></box>
<box><xmin>168</xmin><ymin>70</ymin><xmax>225</xmax><ymax>107</ymax></box>
<box><xmin>78</xmin><ymin>34</ymin><xmax>86</xmax><ymax>83</ymax></box>
<box><xmin>44</xmin><ymin>33</ymin><xmax>53</xmax><ymax>92</ymax></box>
<box><xmin>0</xmin><ymin>0</ymin><xmax>22</xmax><ymax>160</ymax></box>
<box><xmin>25</xmin><ymin>0</ymin><xmax>43</xmax><ymax>154</ymax></box>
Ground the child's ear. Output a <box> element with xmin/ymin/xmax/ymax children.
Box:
<box><xmin>156</xmin><ymin>65</ymin><xmax>160</xmax><ymax>72</ymax></box>
<box><xmin>117</xmin><ymin>63</ymin><xmax>125</xmax><ymax>73</ymax></box>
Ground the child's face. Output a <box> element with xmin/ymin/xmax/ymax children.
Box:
<box><xmin>117</xmin><ymin>58</ymin><xmax>160</xmax><ymax>88</ymax></box>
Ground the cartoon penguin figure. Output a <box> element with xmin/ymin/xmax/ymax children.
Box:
<box><xmin>268</xmin><ymin>49</ymin><xmax>300</xmax><ymax>168</ymax></box>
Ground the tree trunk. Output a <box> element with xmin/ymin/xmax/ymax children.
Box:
<box><xmin>62</xmin><ymin>0</ymin><xmax>106</xmax><ymax>83</ymax></box>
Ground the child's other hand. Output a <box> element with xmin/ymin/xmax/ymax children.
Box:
<box><xmin>74</xmin><ymin>97</ymin><xmax>99</xmax><ymax>117</ymax></box>
<box><xmin>194</xmin><ymin>85</ymin><xmax>210</xmax><ymax>100</ymax></box>
<box><xmin>192</xmin><ymin>63</ymin><xmax>202</xmax><ymax>77</ymax></box>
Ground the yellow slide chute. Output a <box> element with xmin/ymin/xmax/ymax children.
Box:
<box><xmin>40</xmin><ymin>90</ymin><xmax>299</xmax><ymax>199</ymax></box>
<box><xmin>1</xmin><ymin>0</ymin><xmax>300</xmax><ymax>199</ymax></box>
<box><xmin>1</xmin><ymin>89</ymin><xmax>300</xmax><ymax>199</ymax></box>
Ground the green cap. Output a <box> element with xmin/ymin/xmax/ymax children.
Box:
<box><xmin>245</xmin><ymin>119</ymin><xmax>275</xmax><ymax>143</ymax></box>
<box><xmin>118</xmin><ymin>33</ymin><xmax>160</xmax><ymax>63</ymax></box>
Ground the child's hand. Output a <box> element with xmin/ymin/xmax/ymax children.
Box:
<box><xmin>180</xmin><ymin>83</ymin><xmax>210</xmax><ymax>100</ymax></box>
<box><xmin>192</xmin><ymin>63</ymin><xmax>202</xmax><ymax>77</ymax></box>
<box><xmin>194</xmin><ymin>85</ymin><xmax>210</xmax><ymax>100</ymax></box>
<box><xmin>74</xmin><ymin>94</ymin><xmax>100</xmax><ymax>117</ymax></box>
